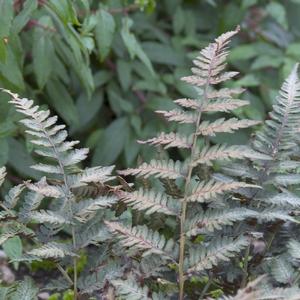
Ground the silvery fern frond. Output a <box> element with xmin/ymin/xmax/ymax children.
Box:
<box><xmin>184</xmin><ymin>236</ymin><xmax>249</xmax><ymax>274</ymax></box>
<box><xmin>112</xmin><ymin>277</ymin><xmax>150</xmax><ymax>300</ymax></box>
<box><xmin>119</xmin><ymin>159</ymin><xmax>184</xmax><ymax>179</ymax></box>
<box><xmin>253</xmin><ymin>64</ymin><xmax>300</xmax><ymax>158</ymax></box>
<box><xmin>105</xmin><ymin>222</ymin><xmax>178</xmax><ymax>260</ymax></box>
<box><xmin>0</xmin><ymin>166</ymin><xmax>6</xmax><ymax>186</ymax></box>
<box><xmin>119</xmin><ymin>188</ymin><xmax>180</xmax><ymax>216</ymax></box>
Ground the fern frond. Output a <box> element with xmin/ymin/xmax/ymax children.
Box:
<box><xmin>0</xmin><ymin>223</ymin><xmax>35</xmax><ymax>245</ymax></box>
<box><xmin>27</xmin><ymin>242</ymin><xmax>76</xmax><ymax>259</ymax></box>
<box><xmin>263</xmin><ymin>190</ymin><xmax>300</xmax><ymax>207</ymax></box>
<box><xmin>73</xmin><ymin>196</ymin><xmax>118</xmax><ymax>222</ymax></box>
<box><xmin>10</xmin><ymin>277</ymin><xmax>39</xmax><ymax>300</ymax></box>
<box><xmin>175</xmin><ymin>98</ymin><xmax>248</xmax><ymax>113</ymax></box>
<box><xmin>186</xmin><ymin>208</ymin><xmax>257</xmax><ymax>235</ymax></box>
<box><xmin>105</xmin><ymin>222</ymin><xmax>178</xmax><ymax>260</ymax></box>
<box><xmin>253</xmin><ymin>64</ymin><xmax>300</xmax><ymax>157</ymax></box>
<box><xmin>187</xmin><ymin>180</ymin><xmax>257</xmax><ymax>202</ymax></box>
<box><xmin>288</xmin><ymin>239</ymin><xmax>300</xmax><ymax>260</ymax></box>
<box><xmin>20</xmin><ymin>191</ymin><xmax>44</xmax><ymax>217</ymax></box>
<box><xmin>25</xmin><ymin>177</ymin><xmax>63</xmax><ymax>198</ymax></box>
<box><xmin>30</xmin><ymin>210</ymin><xmax>71</xmax><ymax>225</ymax></box>
<box><xmin>270</xmin><ymin>256</ymin><xmax>295</xmax><ymax>284</ymax></box>
<box><xmin>0</xmin><ymin>166</ymin><xmax>6</xmax><ymax>187</ymax></box>
<box><xmin>67</xmin><ymin>166</ymin><xmax>115</xmax><ymax>188</ymax></box>
<box><xmin>185</xmin><ymin>236</ymin><xmax>249</xmax><ymax>274</ymax></box>
<box><xmin>193</xmin><ymin>144</ymin><xmax>271</xmax><ymax>167</ymax></box>
<box><xmin>273</xmin><ymin>174</ymin><xmax>300</xmax><ymax>186</ymax></box>
<box><xmin>138</xmin><ymin>132</ymin><xmax>192</xmax><ymax>149</ymax></box>
<box><xmin>112</xmin><ymin>277</ymin><xmax>150</xmax><ymax>300</ymax></box>
<box><xmin>258</xmin><ymin>209</ymin><xmax>297</xmax><ymax>222</ymax></box>
<box><xmin>3</xmin><ymin>90</ymin><xmax>87</xmax><ymax>174</ymax></box>
<box><xmin>181</xmin><ymin>27</ymin><xmax>240</xmax><ymax>88</ymax></box>
<box><xmin>156</xmin><ymin>109</ymin><xmax>197</xmax><ymax>124</ymax></box>
<box><xmin>118</xmin><ymin>160</ymin><xmax>184</xmax><ymax>180</ymax></box>
<box><xmin>207</xmin><ymin>87</ymin><xmax>245</xmax><ymax>99</ymax></box>
<box><xmin>120</xmin><ymin>188</ymin><xmax>180</xmax><ymax>216</ymax></box>
<box><xmin>4</xmin><ymin>183</ymin><xmax>26</xmax><ymax>209</ymax></box>
<box><xmin>197</xmin><ymin>118</ymin><xmax>260</xmax><ymax>136</ymax></box>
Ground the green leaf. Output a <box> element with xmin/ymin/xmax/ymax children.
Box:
<box><xmin>121</xmin><ymin>17</ymin><xmax>155</xmax><ymax>76</ymax></box>
<box><xmin>0</xmin><ymin>45</ymin><xmax>25</xmax><ymax>90</ymax></box>
<box><xmin>8</xmin><ymin>138</ymin><xmax>39</xmax><ymax>179</ymax></box>
<box><xmin>0</xmin><ymin>0</ymin><xmax>14</xmax><ymax>38</ymax></box>
<box><xmin>3</xmin><ymin>236</ymin><xmax>22</xmax><ymax>269</ymax></box>
<box><xmin>266</xmin><ymin>2</ymin><xmax>288</xmax><ymax>30</ymax></box>
<box><xmin>92</xmin><ymin>117</ymin><xmax>129</xmax><ymax>166</ymax></box>
<box><xmin>0</xmin><ymin>138</ymin><xmax>8</xmax><ymax>166</ymax></box>
<box><xmin>117</xmin><ymin>59</ymin><xmax>132</xmax><ymax>91</ymax></box>
<box><xmin>173</xmin><ymin>7</ymin><xmax>185</xmax><ymax>34</ymax></box>
<box><xmin>0</xmin><ymin>39</ymin><xmax>7</xmax><ymax>63</ymax></box>
<box><xmin>46</xmin><ymin>80</ymin><xmax>79</xmax><ymax>126</ymax></box>
<box><xmin>142</xmin><ymin>42</ymin><xmax>186</xmax><ymax>66</ymax></box>
<box><xmin>12</xmin><ymin>0</ymin><xmax>38</xmax><ymax>34</ymax></box>
<box><xmin>94</xmin><ymin>10</ymin><xmax>115</xmax><ymax>61</ymax></box>
<box><xmin>32</xmin><ymin>17</ymin><xmax>55</xmax><ymax>89</ymax></box>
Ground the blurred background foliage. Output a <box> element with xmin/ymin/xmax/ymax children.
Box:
<box><xmin>1</xmin><ymin>0</ymin><xmax>300</xmax><ymax>180</ymax></box>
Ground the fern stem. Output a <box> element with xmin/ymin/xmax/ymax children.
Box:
<box><xmin>178</xmin><ymin>80</ymin><xmax>211</xmax><ymax>300</ymax></box>
<box><xmin>199</xmin><ymin>273</ymin><xmax>213</xmax><ymax>299</ymax></box>
<box><xmin>56</xmin><ymin>263</ymin><xmax>74</xmax><ymax>286</ymax></box>
<box><xmin>72</xmin><ymin>227</ymin><xmax>78</xmax><ymax>299</ymax></box>
<box><xmin>241</xmin><ymin>244</ymin><xmax>250</xmax><ymax>288</ymax></box>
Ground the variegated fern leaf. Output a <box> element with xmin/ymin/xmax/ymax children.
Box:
<box><xmin>112</xmin><ymin>27</ymin><xmax>263</xmax><ymax>299</ymax></box>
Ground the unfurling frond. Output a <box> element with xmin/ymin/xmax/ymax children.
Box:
<box><xmin>105</xmin><ymin>222</ymin><xmax>178</xmax><ymax>260</ymax></box>
<box><xmin>138</xmin><ymin>132</ymin><xmax>192</xmax><ymax>149</ymax></box>
<box><xmin>27</xmin><ymin>242</ymin><xmax>76</xmax><ymax>259</ymax></box>
<box><xmin>193</xmin><ymin>144</ymin><xmax>271</xmax><ymax>167</ymax></box>
<box><xmin>73</xmin><ymin>196</ymin><xmax>118</xmax><ymax>222</ymax></box>
<box><xmin>186</xmin><ymin>208</ymin><xmax>257</xmax><ymax>235</ymax></box>
<box><xmin>112</xmin><ymin>277</ymin><xmax>150</xmax><ymax>300</ymax></box>
<box><xmin>120</xmin><ymin>188</ymin><xmax>179</xmax><ymax>216</ymax></box>
<box><xmin>187</xmin><ymin>180</ymin><xmax>257</xmax><ymax>202</ymax></box>
<box><xmin>0</xmin><ymin>166</ymin><xmax>6</xmax><ymax>187</ymax></box>
<box><xmin>118</xmin><ymin>159</ymin><xmax>184</xmax><ymax>180</ymax></box>
<box><xmin>185</xmin><ymin>236</ymin><xmax>249</xmax><ymax>274</ymax></box>
<box><xmin>156</xmin><ymin>109</ymin><xmax>197</xmax><ymax>124</ymax></box>
<box><xmin>253</xmin><ymin>64</ymin><xmax>300</xmax><ymax>157</ymax></box>
<box><xmin>197</xmin><ymin>118</ymin><xmax>260</xmax><ymax>136</ymax></box>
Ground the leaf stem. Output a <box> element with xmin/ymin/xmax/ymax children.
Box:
<box><xmin>241</xmin><ymin>244</ymin><xmax>250</xmax><ymax>288</ymax></box>
<box><xmin>178</xmin><ymin>79</ymin><xmax>211</xmax><ymax>300</ymax></box>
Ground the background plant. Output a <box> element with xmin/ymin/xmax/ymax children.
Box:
<box><xmin>2</xmin><ymin>0</ymin><xmax>300</xmax><ymax>179</ymax></box>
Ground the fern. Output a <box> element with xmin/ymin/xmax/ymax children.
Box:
<box><xmin>0</xmin><ymin>90</ymin><xmax>118</xmax><ymax>297</ymax></box>
<box><xmin>113</xmin><ymin>27</ymin><xmax>262</xmax><ymax>299</ymax></box>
